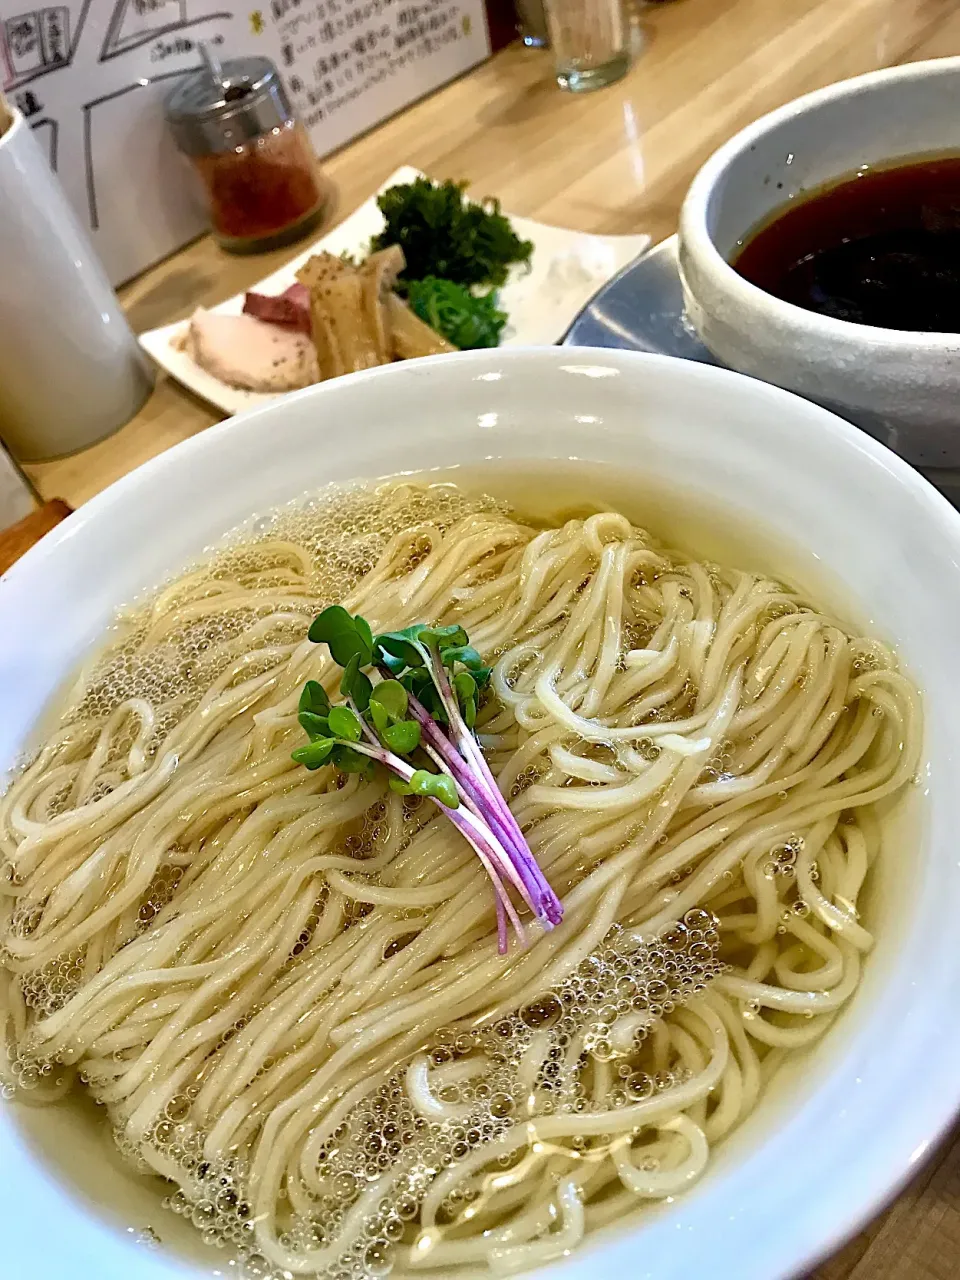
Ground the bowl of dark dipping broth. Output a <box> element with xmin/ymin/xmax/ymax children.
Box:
<box><xmin>678</xmin><ymin>57</ymin><xmax>960</xmax><ymax>468</ymax></box>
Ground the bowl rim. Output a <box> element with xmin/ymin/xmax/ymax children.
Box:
<box><xmin>7</xmin><ymin>344</ymin><xmax>960</xmax><ymax>593</ymax></box>
<box><xmin>679</xmin><ymin>54</ymin><xmax>960</xmax><ymax>350</ymax></box>
<box><xmin>5</xmin><ymin>347</ymin><xmax>960</xmax><ymax>1280</ymax></box>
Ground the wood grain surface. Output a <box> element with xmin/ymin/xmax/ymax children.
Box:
<box><xmin>0</xmin><ymin>500</ymin><xmax>71</xmax><ymax>575</ymax></box>
<box><xmin>11</xmin><ymin>2</ymin><xmax>960</xmax><ymax>1274</ymax></box>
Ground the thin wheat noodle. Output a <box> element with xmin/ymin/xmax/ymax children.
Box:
<box><xmin>0</xmin><ymin>480</ymin><xmax>919</xmax><ymax>1279</ymax></box>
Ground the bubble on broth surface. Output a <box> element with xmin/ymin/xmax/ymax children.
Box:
<box><xmin>111</xmin><ymin>915</ymin><xmax>724</xmax><ymax>1280</ymax></box>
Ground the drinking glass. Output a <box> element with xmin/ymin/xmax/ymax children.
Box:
<box><xmin>516</xmin><ymin>0</ymin><xmax>549</xmax><ymax>47</ymax></box>
<box><xmin>543</xmin><ymin>0</ymin><xmax>630</xmax><ymax>92</ymax></box>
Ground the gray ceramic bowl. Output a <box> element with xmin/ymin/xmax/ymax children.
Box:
<box><xmin>678</xmin><ymin>57</ymin><xmax>960</xmax><ymax>468</ymax></box>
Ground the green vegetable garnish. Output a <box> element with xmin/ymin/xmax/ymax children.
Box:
<box><xmin>291</xmin><ymin>611</ymin><xmax>563</xmax><ymax>952</ymax></box>
<box><xmin>389</xmin><ymin>769</ymin><xmax>459</xmax><ymax>807</ymax></box>
<box><xmin>371</xmin><ymin>177</ymin><xmax>533</xmax><ymax>291</ymax></box>
<box><xmin>406</xmin><ymin>277</ymin><xmax>508</xmax><ymax>350</ymax></box>
<box><xmin>299</xmin><ymin>680</ymin><xmax>330</xmax><ymax>716</ymax></box>
<box><xmin>308</xmin><ymin>606</ymin><xmax>373</xmax><ymax>666</ymax></box>
<box><xmin>327</xmin><ymin>705</ymin><xmax>363</xmax><ymax>742</ymax></box>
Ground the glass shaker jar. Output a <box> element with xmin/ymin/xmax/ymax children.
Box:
<box><xmin>164</xmin><ymin>54</ymin><xmax>326</xmax><ymax>253</ymax></box>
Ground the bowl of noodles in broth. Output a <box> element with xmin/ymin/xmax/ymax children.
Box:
<box><xmin>0</xmin><ymin>346</ymin><xmax>957</xmax><ymax>1280</ymax></box>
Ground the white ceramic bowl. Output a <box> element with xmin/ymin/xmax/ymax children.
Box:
<box><xmin>678</xmin><ymin>57</ymin><xmax>960</xmax><ymax>469</ymax></box>
<box><xmin>3</xmin><ymin>348</ymin><xmax>960</xmax><ymax>1280</ymax></box>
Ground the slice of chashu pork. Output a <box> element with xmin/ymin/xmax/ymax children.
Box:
<box><xmin>184</xmin><ymin>309</ymin><xmax>318</xmax><ymax>393</ymax></box>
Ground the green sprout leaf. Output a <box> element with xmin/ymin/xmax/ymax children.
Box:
<box><xmin>389</xmin><ymin>769</ymin><xmax>459</xmax><ymax>808</ymax></box>
<box><xmin>307</xmin><ymin>604</ymin><xmax>350</xmax><ymax>643</ymax></box>
<box><xmin>453</xmin><ymin>670</ymin><xmax>477</xmax><ymax>701</ymax></box>
<box><xmin>340</xmin><ymin>654</ymin><xmax>372</xmax><ymax>713</ymax></box>
<box><xmin>308</xmin><ymin>606</ymin><xmax>374</xmax><ymax>667</ymax></box>
<box><xmin>431</xmin><ymin>772</ymin><xmax>460</xmax><ymax>808</ymax></box>
<box><xmin>370</xmin><ymin>679</ymin><xmax>408</xmax><ymax>721</ymax></box>
<box><xmin>376</xmin><ymin>630</ymin><xmax>426</xmax><ymax>673</ymax></box>
<box><xmin>383</xmin><ymin>720</ymin><xmax>421</xmax><ymax>754</ymax></box>
<box><xmin>377</xmin><ymin>650</ymin><xmax>405</xmax><ymax>677</ymax></box>
<box><xmin>299</xmin><ymin>680</ymin><xmax>331</xmax><ymax>717</ymax></box>
<box><xmin>399</xmin><ymin>668</ymin><xmax>431</xmax><ymax>698</ymax></box>
<box><xmin>355</xmin><ymin>615</ymin><xmax>374</xmax><ymax>652</ymax></box>
<box><xmin>417</xmin><ymin>624</ymin><xmax>468</xmax><ymax>650</ymax></box>
<box><xmin>369</xmin><ymin>679</ymin><xmax>409</xmax><ymax>733</ymax></box>
<box><xmin>452</xmin><ymin>670</ymin><xmax>478</xmax><ymax>728</ymax></box>
<box><xmin>298</xmin><ymin>710</ymin><xmax>331</xmax><ymax>741</ymax></box>
<box><xmin>401</xmin><ymin>669</ymin><xmax>447</xmax><ymax>723</ymax></box>
<box><xmin>441</xmin><ymin>644</ymin><xmax>484</xmax><ymax>671</ymax></box>
<box><xmin>328</xmin><ymin>706</ymin><xmax>363</xmax><ymax>742</ymax></box>
<box><xmin>292</xmin><ymin>739</ymin><xmax>335</xmax><ymax>769</ymax></box>
<box><xmin>333</xmin><ymin>744</ymin><xmax>374</xmax><ymax>775</ymax></box>
<box><xmin>452</xmin><ymin>671</ymin><xmax>474</xmax><ymax>728</ymax></box>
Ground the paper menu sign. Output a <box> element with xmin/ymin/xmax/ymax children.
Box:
<box><xmin>269</xmin><ymin>1</ymin><xmax>491</xmax><ymax>143</ymax></box>
<box><xmin>0</xmin><ymin>0</ymin><xmax>493</xmax><ymax>286</ymax></box>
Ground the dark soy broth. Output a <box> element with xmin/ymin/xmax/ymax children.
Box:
<box><xmin>733</xmin><ymin>154</ymin><xmax>960</xmax><ymax>332</ymax></box>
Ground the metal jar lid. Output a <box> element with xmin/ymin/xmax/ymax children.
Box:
<box><xmin>164</xmin><ymin>54</ymin><xmax>293</xmax><ymax>156</ymax></box>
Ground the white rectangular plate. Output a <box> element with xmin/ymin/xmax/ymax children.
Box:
<box><xmin>139</xmin><ymin>166</ymin><xmax>650</xmax><ymax>418</ymax></box>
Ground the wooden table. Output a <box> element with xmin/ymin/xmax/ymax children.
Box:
<box><xmin>12</xmin><ymin>1</ymin><xmax>960</xmax><ymax>1275</ymax></box>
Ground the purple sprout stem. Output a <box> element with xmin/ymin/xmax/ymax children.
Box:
<box><xmin>425</xmin><ymin>655</ymin><xmax>564</xmax><ymax>929</ymax></box>
<box><xmin>349</xmin><ymin>699</ymin><xmax>383</xmax><ymax>748</ymax></box>
<box><xmin>406</xmin><ymin>692</ymin><xmax>550</xmax><ymax>920</ymax></box>
<box><xmin>426</xmin><ymin>780</ymin><xmax>527</xmax><ymax>952</ymax></box>
<box><xmin>494</xmin><ymin>895</ymin><xmax>507</xmax><ymax>954</ymax></box>
<box><xmin>344</xmin><ymin>738</ymin><xmax>524</xmax><ymax>952</ymax></box>
<box><xmin>461</xmin><ymin>729</ymin><xmax>562</xmax><ymax>929</ymax></box>
<box><xmin>414</xmin><ymin>726</ymin><xmax>541</xmax><ymax>933</ymax></box>
<box><xmin>418</xmin><ymin>735</ymin><xmax>510</xmax><ymax>950</ymax></box>
<box><xmin>409</xmin><ymin>697</ymin><xmax>508</xmax><ymax>821</ymax></box>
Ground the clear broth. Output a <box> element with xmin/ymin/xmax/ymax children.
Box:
<box><xmin>4</xmin><ymin>461</ymin><xmax>921</xmax><ymax>1271</ymax></box>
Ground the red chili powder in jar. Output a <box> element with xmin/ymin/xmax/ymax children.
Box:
<box><xmin>193</xmin><ymin>120</ymin><xmax>323</xmax><ymax>245</ymax></box>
